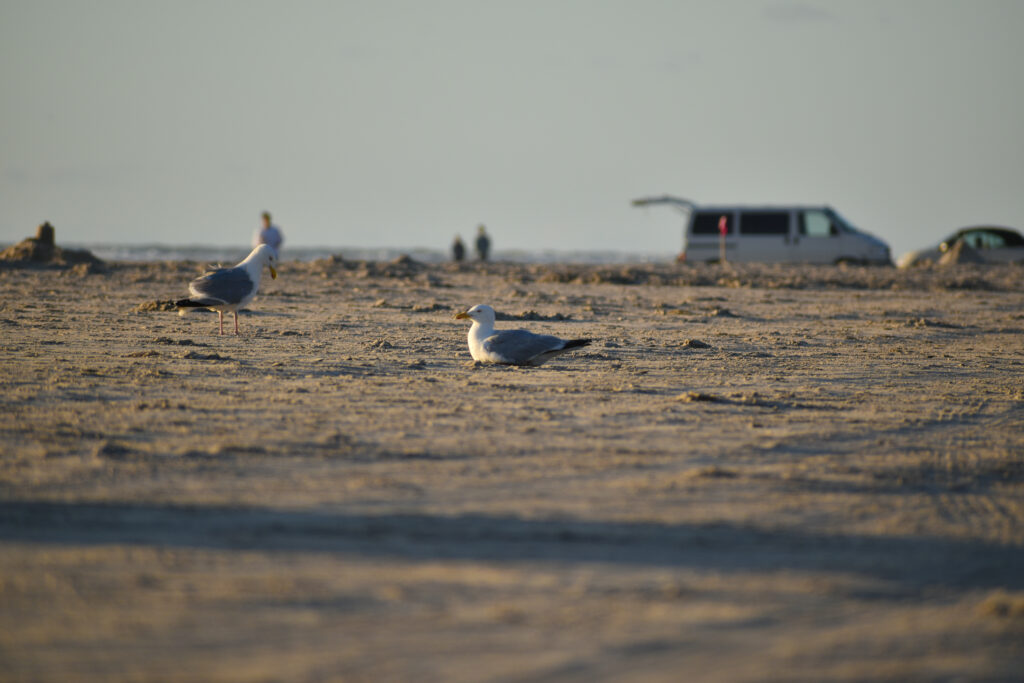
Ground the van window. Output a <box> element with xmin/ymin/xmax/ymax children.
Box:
<box><xmin>692</xmin><ymin>212</ymin><xmax>732</xmax><ymax>235</ymax></box>
<box><xmin>801</xmin><ymin>210</ymin><xmax>836</xmax><ymax>237</ymax></box>
<box><xmin>739</xmin><ymin>212</ymin><xmax>788</xmax><ymax>235</ymax></box>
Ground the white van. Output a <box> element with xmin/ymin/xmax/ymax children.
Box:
<box><xmin>633</xmin><ymin>196</ymin><xmax>892</xmax><ymax>265</ymax></box>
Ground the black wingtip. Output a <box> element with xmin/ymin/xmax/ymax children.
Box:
<box><xmin>563</xmin><ymin>339</ymin><xmax>592</xmax><ymax>350</ymax></box>
<box><xmin>175</xmin><ymin>298</ymin><xmax>204</xmax><ymax>308</ymax></box>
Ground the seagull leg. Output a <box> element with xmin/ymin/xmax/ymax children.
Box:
<box><xmin>218</xmin><ymin>311</ymin><xmax>224</xmax><ymax>335</ymax></box>
<box><xmin>234</xmin><ymin>311</ymin><xmax>240</xmax><ymax>335</ymax></box>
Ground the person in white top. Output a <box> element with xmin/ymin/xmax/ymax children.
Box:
<box><xmin>253</xmin><ymin>211</ymin><xmax>283</xmax><ymax>256</ymax></box>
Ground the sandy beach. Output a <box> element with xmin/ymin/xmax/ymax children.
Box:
<box><xmin>1</xmin><ymin>255</ymin><xmax>1023</xmax><ymax>682</ymax></box>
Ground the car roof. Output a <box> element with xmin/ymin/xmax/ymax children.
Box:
<box><xmin>693</xmin><ymin>205</ymin><xmax>832</xmax><ymax>213</ymax></box>
<box><xmin>951</xmin><ymin>225</ymin><xmax>1021</xmax><ymax>236</ymax></box>
<box><xmin>947</xmin><ymin>225</ymin><xmax>1023</xmax><ymax>242</ymax></box>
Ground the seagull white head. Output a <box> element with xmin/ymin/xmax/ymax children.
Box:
<box><xmin>248</xmin><ymin>243</ymin><xmax>278</xmax><ymax>279</ymax></box>
<box><xmin>455</xmin><ymin>304</ymin><xmax>496</xmax><ymax>326</ymax></box>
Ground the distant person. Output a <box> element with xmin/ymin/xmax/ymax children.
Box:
<box><xmin>451</xmin><ymin>234</ymin><xmax>466</xmax><ymax>261</ymax></box>
<box><xmin>475</xmin><ymin>224</ymin><xmax>491</xmax><ymax>261</ymax></box>
<box><xmin>253</xmin><ymin>211</ymin><xmax>283</xmax><ymax>256</ymax></box>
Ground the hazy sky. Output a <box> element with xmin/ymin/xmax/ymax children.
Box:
<box><xmin>2</xmin><ymin>0</ymin><xmax>1022</xmax><ymax>258</ymax></box>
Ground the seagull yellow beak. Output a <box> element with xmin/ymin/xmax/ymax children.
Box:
<box><xmin>269</xmin><ymin>265</ymin><xmax>277</xmax><ymax>279</ymax></box>
<box><xmin>454</xmin><ymin>311</ymin><xmax>470</xmax><ymax>320</ymax></box>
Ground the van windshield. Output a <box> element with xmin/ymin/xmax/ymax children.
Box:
<box><xmin>826</xmin><ymin>209</ymin><xmax>859</xmax><ymax>234</ymax></box>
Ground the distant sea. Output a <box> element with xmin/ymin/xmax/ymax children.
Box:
<box><xmin>52</xmin><ymin>243</ymin><xmax>674</xmax><ymax>265</ymax></box>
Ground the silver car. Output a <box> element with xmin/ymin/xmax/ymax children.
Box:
<box><xmin>897</xmin><ymin>225</ymin><xmax>1024</xmax><ymax>267</ymax></box>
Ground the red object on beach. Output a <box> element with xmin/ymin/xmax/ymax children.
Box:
<box><xmin>718</xmin><ymin>215</ymin><xmax>728</xmax><ymax>263</ymax></box>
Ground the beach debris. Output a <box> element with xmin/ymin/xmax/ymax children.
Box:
<box><xmin>372</xmin><ymin>299</ymin><xmax>448</xmax><ymax>313</ymax></box>
<box><xmin>682</xmin><ymin>465</ymin><xmax>740</xmax><ymax>479</ymax></box>
<box><xmin>348</xmin><ymin>255</ymin><xmax>428</xmax><ymax>280</ymax></box>
<box><xmin>905</xmin><ymin>317</ymin><xmax>963</xmax><ymax>329</ymax></box>
<box><xmin>152</xmin><ymin>337</ymin><xmax>208</xmax><ymax>347</ymax></box>
<box><xmin>135</xmin><ymin>300</ymin><xmax>178</xmax><ymax>312</ymax></box>
<box><xmin>496</xmin><ymin>309</ymin><xmax>572</xmax><ymax>322</ymax></box>
<box><xmin>676</xmin><ymin>391</ymin><xmax>725</xmax><ymax>403</ymax></box>
<box><xmin>411</xmin><ymin>302</ymin><xmax>446</xmax><ymax>313</ymax></box>
<box><xmin>978</xmin><ymin>591</ymin><xmax>1024</xmax><ymax>619</ymax></box>
<box><xmin>92</xmin><ymin>440</ymin><xmax>138</xmax><ymax>461</ymax></box>
<box><xmin>182</xmin><ymin>351</ymin><xmax>231</xmax><ymax>361</ymax></box>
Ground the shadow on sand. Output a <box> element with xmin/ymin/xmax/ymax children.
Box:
<box><xmin>2</xmin><ymin>500</ymin><xmax>1021</xmax><ymax>593</ymax></box>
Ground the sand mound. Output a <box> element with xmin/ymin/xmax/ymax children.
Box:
<box><xmin>0</xmin><ymin>222</ymin><xmax>106</xmax><ymax>271</ymax></box>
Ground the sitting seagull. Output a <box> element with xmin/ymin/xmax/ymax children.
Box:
<box><xmin>176</xmin><ymin>244</ymin><xmax>278</xmax><ymax>335</ymax></box>
<box><xmin>454</xmin><ymin>304</ymin><xmax>591</xmax><ymax>366</ymax></box>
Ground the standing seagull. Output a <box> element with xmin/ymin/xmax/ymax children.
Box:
<box><xmin>454</xmin><ymin>304</ymin><xmax>591</xmax><ymax>366</ymax></box>
<box><xmin>176</xmin><ymin>244</ymin><xmax>278</xmax><ymax>335</ymax></box>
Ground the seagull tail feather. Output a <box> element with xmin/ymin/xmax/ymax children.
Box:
<box><xmin>176</xmin><ymin>298</ymin><xmax>212</xmax><ymax>316</ymax></box>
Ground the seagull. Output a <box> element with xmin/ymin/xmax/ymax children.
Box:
<box><xmin>454</xmin><ymin>304</ymin><xmax>592</xmax><ymax>366</ymax></box>
<box><xmin>175</xmin><ymin>244</ymin><xmax>278</xmax><ymax>335</ymax></box>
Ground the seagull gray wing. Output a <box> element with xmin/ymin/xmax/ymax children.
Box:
<box><xmin>483</xmin><ymin>329</ymin><xmax>566</xmax><ymax>364</ymax></box>
<box><xmin>189</xmin><ymin>267</ymin><xmax>254</xmax><ymax>305</ymax></box>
